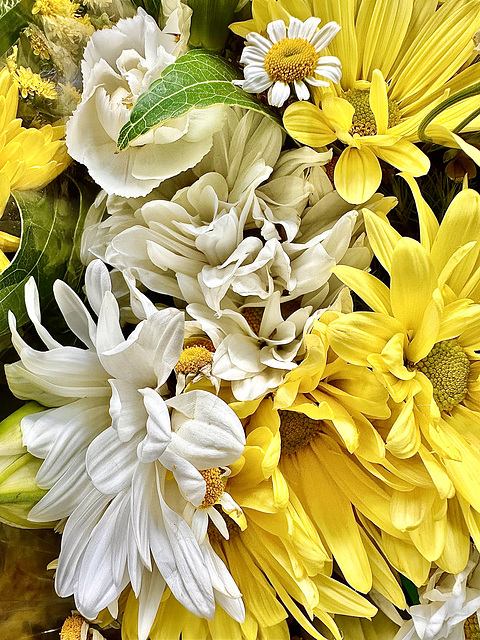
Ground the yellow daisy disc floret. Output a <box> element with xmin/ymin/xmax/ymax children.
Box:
<box><xmin>325</xmin><ymin>183</ymin><xmax>480</xmax><ymax>578</ymax></box>
<box><xmin>232</xmin><ymin>0</ymin><xmax>480</xmax><ymax>204</ymax></box>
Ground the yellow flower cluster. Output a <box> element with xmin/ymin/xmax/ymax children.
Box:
<box><xmin>13</xmin><ymin>66</ymin><xmax>57</xmax><ymax>99</ymax></box>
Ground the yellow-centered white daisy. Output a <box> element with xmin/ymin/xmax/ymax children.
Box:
<box><xmin>237</xmin><ymin>17</ymin><xmax>342</xmax><ymax>108</ymax></box>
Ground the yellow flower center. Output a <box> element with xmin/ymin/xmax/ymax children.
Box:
<box><xmin>242</xmin><ymin>306</ymin><xmax>264</xmax><ymax>334</ymax></box>
<box><xmin>344</xmin><ymin>89</ymin><xmax>401</xmax><ymax>136</ymax></box>
<box><xmin>199</xmin><ymin>468</ymin><xmax>225</xmax><ymax>508</ymax></box>
<box><xmin>278</xmin><ymin>410</ymin><xmax>322</xmax><ymax>454</ymax></box>
<box><xmin>465</xmin><ymin>613</ymin><xmax>480</xmax><ymax>640</ymax></box>
<box><xmin>60</xmin><ymin>614</ymin><xmax>84</xmax><ymax>640</ymax></box>
<box><xmin>174</xmin><ymin>341</ymin><xmax>214</xmax><ymax>376</ymax></box>
<box><xmin>264</xmin><ymin>37</ymin><xmax>319</xmax><ymax>83</ymax></box>
<box><xmin>411</xmin><ymin>339</ymin><xmax>470</xmax><ymax>412</ymax></box>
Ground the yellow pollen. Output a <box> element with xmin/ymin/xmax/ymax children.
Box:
<box><xmin>278</xmin><ymin>410</ymin><xmax>322</xmax><ymax>454</ymax></box>
<box><xmin>465</xmin><ymin>613</ymin><xmax>480</xmax><ymax>640</ymax></box>
<box><xmin>199</xmin><ymin>468</ymin><xmax>224</xmax><ymax>508</ymax></box>
<box><xmin>264</xmin><ymin>37</ymin><xmax>319</xmax><ymax>83</ymax></box>
<box><xmin>242</xmin><ymin>307</ymin><xmax>264</xmax><ymax>334</ymax></box>
<box><xmin>14</xmin><ymin>66</ymin><xmax>57</xmax><ymax>100</ymax></box>
<box><xmin>25</xmin><ymin>29</ymin><xmax>50</xmax><ymax>59</ymax></box>
<box><xmin>344</xmin><ymin>89</ymin><xmax>401</xmax><ymax>136</ymax></box>
<box><xmin>32</xmin><ymin>0</ymin><xmax>79</xmax><ymax>17</ymax></box>
<box><xmin>60</xmin><ymin>614</ymin><xmax>85</xmax><ymax>640</ymax></box>
<box><xmin>174</xmin><ymin>345</ymin><xmax>214</xmax><ymax>375</ymax></box>
<box><xmin>410</xmin><ymin>339</ymin><xmax>470</xmax><ymax>412</ymax></box>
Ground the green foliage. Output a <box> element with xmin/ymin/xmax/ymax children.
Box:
<box><xmin>117</xmin><ymin>48</ymin><xmax>278</xmax><ymax>150</ymax></box>
<box><xmin>0</xmin><ymin>176</ymin><xmax>97</xmax><ymax>354</ymax></box>
<box><xmin>0</xmin><ymin>0</ymin><xmax>34</xmax><ymax>58</ymax></box>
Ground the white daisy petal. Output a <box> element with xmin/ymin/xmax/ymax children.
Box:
<box><xmin>268</xmin><ymin>81</ymin><xmax>291</xmax><ymax>107</ymax></box>
<box><xmin>267</xmin><ymin>19</ymin><xmax>286</xmax><ymax>43</ymax></box>
<box><xmin>287</xmin><ymin>17</ymin><xmax>302</xmax><ymax>39</ymax></box>
<box><xmin>246</xmin><ymin>32</ymin><xmax>272</xmax><ymax>53</ymax></box>
<box><xmin>294</xmin><ymin>79</ymin><xmax>311</xmax><ymax>101</ymax></box>
<box><xmin>311</xmin><ymin>21</ymin><xmax>341</xmax><ymax>49</ymax></box>
<box><xmin>298</xmin><ymin>16</ymin><xmax>321</xmax><ymax>41</ymax></box>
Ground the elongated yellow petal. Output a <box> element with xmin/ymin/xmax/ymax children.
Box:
<box><xmin>436</xmin><ymin>497</ymin><xmax>470</xmax><ymax>574</ymax></box>
<box><xmin>327</xmin><ymin>312</ymin><xmax>404</xmax><ymax>366</ymax></box>
<box><xmin>321</xmin><ymin>94</ymin><xmax>355</xmax><ymax>133</ymax></box>
<box><xmin>409</xmin><ymin>498</ymin><xmax>447</xmax><ymax>562</ymax></box>
<box><xmin>386</xmin><ymin>398</ymin><xmax>420</xmax><ymax>460</ymax></box>
<box><xmin>332</xmin><ymin>265</ymin><xmax>392</xmax><ymax>315</ymax></box>
<box><xmin>390</xmin><ymin>486</ymin><xmax>437</xmax><ymax>532</ymax></box>
<box><xmin>390</xmin><ymin>237</ymin><xmax>437</xmax><ymax>333</ymax></box>
<box><xmin>427</xmin><ymin>124</ymin><xmax>480</xmax><ymax>167</ymax></box>
<box><xmin>334</xmin><ymin>146</ymin><xmax>382</xmax><ymax>204</ymax></box>
<box><xmin>405</xmin><ymin>288</ymin><xmax>443</xmax><ymax>363</ymax></box>
<box><xmin>379</xmin><ymin>531</ymin><xmax>431</xmax><ymax>586</ymax></box>
<box><xmin>360</xmin><ymin>529</ymin><xmax>406</xmax><ymax>609</ymax></box>
<box><xmin>400</xmin><ymin>172</ymin><xmax>439</xmax><ymax>252</ymax></box>
<box><xmin>369</xmin><ymin>70</ymin><xmax>389</xmax><ymax>135</ymax></box>
<box><xmin>373</xmin><ymin>138</ymin><xmax>430</xmax><ymax>176</ymax></box>
<box><xmin>363</xmin><ymin>208</ymin><xmax>402</xmax><ymax>273</ymax></box>
<box><xmin>0</xmin><ymin>230</ymin><xmax>19</xmax><ymax>252</ymax></box>
<box><xmin>283</xmin><ymin>102</ymin><xmax>337</xmax><ymax>147</ymax></box>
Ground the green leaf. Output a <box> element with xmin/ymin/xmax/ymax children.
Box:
<box><xmin>0</xmin><ymin>0</ymin><xmax>34</xmax><ymax>58</ymax></box>
<box><xmin>0</xmin><ymin>176</ymin><xmax>97</xmax><ymax>354</ymax></box>
<box><xmin>117</xmin><ymin>48</ymin><xmax>278</xmax><ymax>150</ymax></box>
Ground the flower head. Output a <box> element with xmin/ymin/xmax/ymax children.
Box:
<box><xmin>237</xmin><ymin>17</ymin><xmax>341</xmax><ymax>107</ymax></box>
<box><xmin>6</xmin><ymin>261</ymin><xmax>246</xmax><ymax>636</ymax></box>
<box><xmin>232</xmin><ymin>0</ymin><xmax>480</xmax><ymax>203</ymax></box>
<box><xmin>66</xmin><ymin>7</ymin><xmax>229</xmax><ymax>198</ymax></box>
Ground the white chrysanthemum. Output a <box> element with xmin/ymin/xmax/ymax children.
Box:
<box><xmin>81</xmin><ymin>109</ymin><xmax>396</xmax><ymax>400</ymax></box>
<box><xmin>394</xmin><ymin>550</ymin><xmax>480</xmax><ymax>640</ymax></box>
<box><xmin>66</xmin><ymin>7</ymin><xmax>229</xmax><ymax>198</ymax></box>
<box><xmin>5</xmin><ymin>261</ymin><xmax>246</xmax><ymax>638</ymax></box>
<box><xmin>236</xmin><ymin>17</ymin><xmax>342</xmax><ymax>107</ymax></box>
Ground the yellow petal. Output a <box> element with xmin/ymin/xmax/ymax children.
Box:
<box><xmin>405</xmin><ymin>288</ymin><xmax>443</xmax><ymax>363</ymax></box>
<box><xmin>363</xmin><ymin>208</ymin><xmax>402</xmax><ymax>273</ymax></box>
<box><xmin>430</xmin><ymin>185</ymin><xmax>480</xmax><ymax>274</ymax></box>
<box><xmin>408</xmin><ymin>497</ymin><xmax>447</xmax><ymax>562</ymax></box>
<box><xmin>379</xmin><ymin>531</ymin><xmax>431</xmax><ymax>586</ymax></box>
<box><xmin>0</xmin><ymin>230</ymin><xmax>19</xmax><ymax>252</ymax></box>
<box><xmin>373</xmin><ymin>138</ymin><xmax>430</xmax><ymax>176</ymax></box>
<box><xmin>321</xmin><ymin>94</ymin><xmax>355</xmax><ymax>133</ymax></box>
<box><xmin>283</xmin><ymin>102</ymin><xmax>337</xmax><ymax>147</ymax></box>
<box><xmin>327</xmin><ymin>311</ymin><xmax>404</xmax><ymax>366</ymax></box>
<box><xmin>390</xmin><ymin>237</ymin><xmax>437</xmax><ymax>334</ymax></box>
<box><xmin>369</xmin><ymin>69</ymin><xmax>389</xmax><ymax>135</ymax></box>
<box><xmin>400</xmin><ymin>172</ymin><xmax>439</xmax><ymax>252</ymax></box>
<box><xmin>436</xmin><ymin>497</ymin><xmax>470</xmax><ymax>574</ymax></box>
<box><xmin>334</xmin><ymin>146</ymin><xmax>382</xmax><ymax>204</ymax></box>
<box><xmin>385</xmin><ymin>398</ymin><xmax>421</xmax><ymax>459</ymax></box>
<box><xmin>332</xmin><ymin>265</ymin><xmax>392</xmax><ymax>315</ymax></box>
<box><xmin>0</xmin><ymin>172</ymin><xmax>11</xmax><ymax>217</ymax></box>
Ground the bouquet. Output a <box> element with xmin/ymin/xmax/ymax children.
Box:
<box><xmin>0</xmin><ymin>0</ymin><xmax>480</xmax><ymax>638</ymax></box>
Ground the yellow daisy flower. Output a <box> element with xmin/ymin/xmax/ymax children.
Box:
<box><xmin>121</xmin><ymin>399</ymin><xmax>376</xmax><ymax>640</ymax></box>
<box><xmin>324</xmin><ymin>183</ymin><xmax>480</xmax><ymax>572</ymax></box>
<box><xmin>0</xmin><ymin>67</ymin><xmax>69</xmax><ymax>211</ymax></box>
<box><xmin>232</xmin><ymin>0</ymin><xmax>480</xmax><ymax>204</ymax></box>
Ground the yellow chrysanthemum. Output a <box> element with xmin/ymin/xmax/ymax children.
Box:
<box><xmin>0</xmin><ymin>67</ymin><xmax>69</xmax><ymax>210</ymax></box>
<box><xmin>122</xmin><ymin>400</ymin><xmax>376</xmax><ymax>640</ymax></box>
<box><xmin>323</xmin><ymin>182</ymin><xmax>480</xmax><ymax>576</ymax></box>
<box><xmin>13</xmin><ymin>66</ymin><xmax>57</xmax><ymax>100</ymax></box>
<box><xmin>232</xmin><ymin>0</ymin><xmax>480</xmax><ymax>204</ymax></box>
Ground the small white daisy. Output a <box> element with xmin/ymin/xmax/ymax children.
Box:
<box><xmin>236</xmin><ymin>17</ymin><xmax>342</xmax><ymax>108</ymax></box>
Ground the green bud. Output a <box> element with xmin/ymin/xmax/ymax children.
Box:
<box><xmin>186</xmin><ymin>0</ymin><xmax>238</xmax><ymax>52</ymax></box>
<box><xmin>0</xmin><ymin>402</ymin><xmax>52</xmax><ymax>529</ymax></box>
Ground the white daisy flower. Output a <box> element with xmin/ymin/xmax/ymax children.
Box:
<box><xmin>5</xmin><ymin>261</ymin><xmax>246</xmax><ymax>639</ymax></box>
<box><xmin>236</xmin><ymin>17</ymin><xmax>342</xmax><ymax>108</ymax></box>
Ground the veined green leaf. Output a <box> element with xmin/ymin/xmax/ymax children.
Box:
<box><xmin>117</xmin><ymin>48</ymin><xmax>278</xmax><ymax>150</ymax></box>
<box><xmin>0</xmin><ymin>177</ymin><xmax>97</xmax><ymax>353</ymax></box>
<box><xmin>0</xmin><ymin>0</ymin><xmax>34</xmax><ymax>58</ymax></box>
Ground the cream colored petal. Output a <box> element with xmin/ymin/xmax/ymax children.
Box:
<box><xmin>390</xmin><ymin>237</ymin><xmax>437</xmax><ymax>334</ymax></box>
<box><xmin>369</xmin><ymin>70</ymin><xmax>389</xmax><ymax>135</ymax></box>
<box><xmin>373</xmin><ymin>139</ymin><xmax>430</xmax><ymax>176</ymax></box>
<box><xmin>327</xmin><ymin>312</ymin><xmax>404</xmax><ymax>365</ymax></box>
<box><xmin>430</xmin><ymin>185</ymin><xmax>480</xmax><ymax>274</ymax></box>
<box><xmin>356</xmin><ymin>0</ymin><xmax>413</xmax><ymax>81</ymax></box>
<box><xmin>400</xmin><ymin>172</ymin><xmax>439</xmax><ymax>252</ymax></box>
<box><xmin>334</xmin><ymin>146</ymin><xmax>382</xmax><ymax>205</ymax></box>
<box><xmin>283</xmin><ymin>102</ymin><xmax>337</xmax><ymax>147</ymax></box>
<box><xmin>363</xmin><ymin>209</ymin><xmax>402</xmax><ymax>273</ymax></box>
<box><xmin>332</xmin><ymin>265</ymin><xmax>392</xmax><ymax>315</ymax></box>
